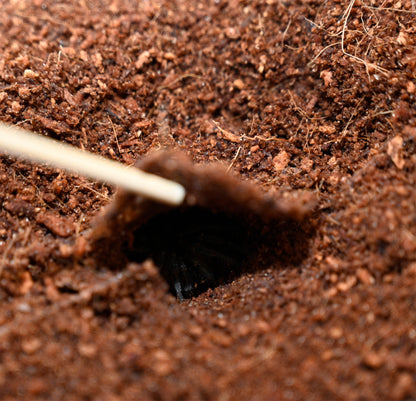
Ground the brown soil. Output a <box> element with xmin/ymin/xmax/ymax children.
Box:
<box><xmin>0</xmin><ymin>0</ymin><xmax>415</xmax><ymax>400</ymax></box>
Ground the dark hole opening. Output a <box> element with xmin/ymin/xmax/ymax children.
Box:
<box><xmin>125</xmin><ymin>206</ymin><xmax>314</xmax><ymax>300</ymax></box>
<box><xmin>126</xmin><ymin>207</ymin><xmax>255</xmax><ymax>300</ymax></box>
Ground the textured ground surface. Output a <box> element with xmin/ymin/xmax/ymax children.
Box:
<box><xmin>0</xmin><ymin>0</ymin><xmax>415</xmax><ymax>400</ymax></box>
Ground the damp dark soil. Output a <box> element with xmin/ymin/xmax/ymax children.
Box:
<box><xmin>0</xmin><ymin>0</ymin><xmax>416</xmax><ymax>400</ymax></box>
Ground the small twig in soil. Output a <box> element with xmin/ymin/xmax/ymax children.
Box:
<box><xmin>308</xmin><ymin>42</ymin><xmax>341</xmax><ymax>67</ymax></box>
<box><xmin>212</xmin><ymin>120</ymin><xmax>241</xmax><ymax>143</ymax></box>
<box><xmin>241</xmin><ymin>134</ymin><xmax>280</xmax><ymax>143</ymax></box>
<box><xmin>363</xmin><ymin>5</ymin><xmax>416</xmax><ymax>13</ymax></box>
<box><xmin>370</xmin><ymin>109</ymin><xmax>394</xmax><ymax>118</ymax></box>
<box><xmin>281</xmin><ymin>19</ymin><xmax>292</xmax><ymax>47</ymax></box>
<box><xmin>108</xmin><ymin>116</ymin><xmax>121</xmax><ymax>156</ymax></box>
<box><xmin>227</xmin><ymin>146</ymin><xmax>242</xmax><ymax>172</ymax></box>
<box><xmin>340</xmin><ymin>0</ymin><xmax>389</xmax><ymax>77</ymax></box>
<box><xmin>309</xmin><ymin>0</ymin><xmax>393</xmax><ymax>76</ymax></box>
<box><xmin>77</xmin><ymin>182</ymin><xmax>111</xmax><ymax>201</ymax></box>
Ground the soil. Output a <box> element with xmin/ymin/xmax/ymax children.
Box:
<box><xmin>0</xmin><ymin>0</ymin><xmax>415</xmax><ymax>400</ymax></box>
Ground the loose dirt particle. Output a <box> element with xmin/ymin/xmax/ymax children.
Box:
<box><xmin>387</xmin><ymin>135</ymin><xmax>405</xmax><ymax>169</ymax></box>
<box><xmin>22</xmin><ymin>338</ymin><xmax>42</xmax><ymax>354</ymax></box>
<box><xmin>36</xmin><ymin>211</ymin><xmax>75</xmax><ymax>237</ymax></box>
<box><xmin>23</xmin><ymin>69</ymin><xmax>39</xmax><ymax>79</ymax></box>
<box><xmin>233</xmin><ymin>79</ymin><xmax>245</xmax><ymax>90</ymax></box>
<box><xmin>78</xmin><ymin>342</ymin><xmax>98</xmax><ymax>358</ymax></box>
<box><xmin>362</xmin><ymin>351</ymin><xmax>384</xmax><ymax>369</ymax></box>
<box><xmin>328</xmin><ymin>327</ymin><xmax>343</xmax><ymax>340</ymax></box>
<box><xmin>392</xmin><ymin>373</ymin><xmax>415</xmax><ymax>400</ymax></box>
<box><xmin>272</xmin><ymin>151</ymin><xmax>290</xmax><ymax>172</ymax></box>
<box><xmin>356</xmin><ymin>268</ymin><xmax>374</xmax><ymax>285</ymax></box>
<box><xmin>337</xmin><ymin>276</ymin><xmax>357</xmax><ymax>292</ymax></box>
<box><xmin>4</xmin><ymin>198</ymin><xmax>34</xmax><ymax>217</ymax></box>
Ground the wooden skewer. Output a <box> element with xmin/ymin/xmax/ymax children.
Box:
<box><xmin>0</xmin><ymin>122</ymin><xmax>186</xmax><ymax>206</ymax></box>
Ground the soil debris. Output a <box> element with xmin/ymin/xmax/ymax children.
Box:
<box><xmin>0</xmin><ymin>0</ymin><xmax>415</xmax><ymax>399</ymax></box>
